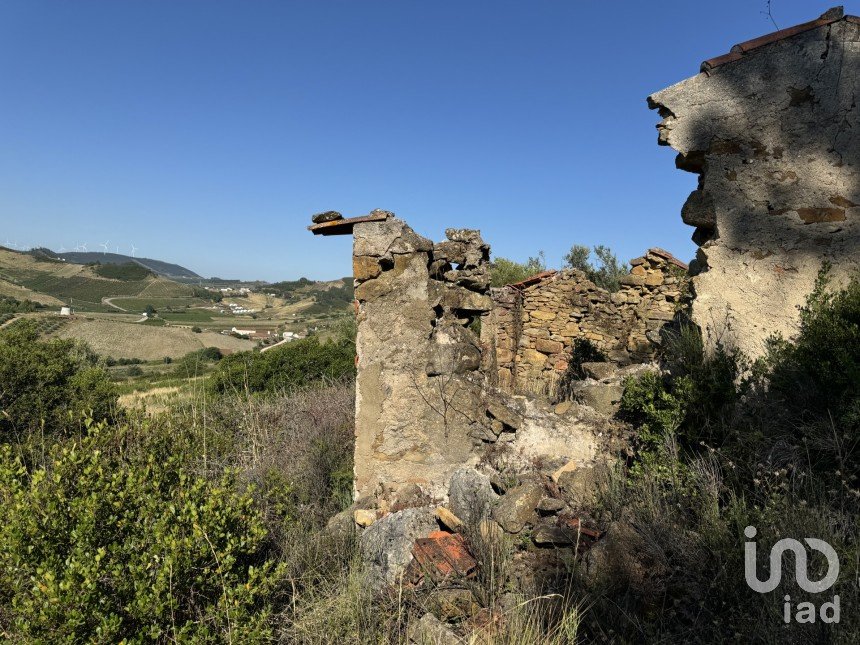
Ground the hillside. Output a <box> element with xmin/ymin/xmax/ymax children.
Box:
<box><xmin>0</xmin><ymin>247</ymin><xmax>194</xmax><ymax>311</ymax></box>
<box><xmin>40</xmin><ymin>249</ymin><xmax>201</xmax><ymax>278</ymax></box>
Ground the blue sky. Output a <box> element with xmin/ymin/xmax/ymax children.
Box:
<box><xmin>0</xmin><ymin>1</ymin><xmax>842</xmax><ymax>281</ymax></box>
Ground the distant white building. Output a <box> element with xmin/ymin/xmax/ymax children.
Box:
<box><xmin>59</xmin><ymin>306</ymin><xmax>71</xmax><ymax>316</ymax></box>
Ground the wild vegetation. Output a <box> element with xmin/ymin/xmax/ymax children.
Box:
<box><xmin>489</xmin><ymin>244</ymin><xmax>629</xmax><ymax>291</ymax></box>
<box><xmin>0</xmin><ymin>296</ymin><xmax>43</xmax><ymax>314</ymax></box>
<box><xmin>0</xmin><ymin>266</ymin><xmax>856</xmax><ymax>642</ymax></box>
<box><xmin>599</xmin><ymin>270</ymin><xmax>859</xmax><ymax>643</ymax></box>
<box><xmin>208</xmin><ymin>336</ymin><xmax>355</xmax><ymax>395</ymax></box>
<box><xmin>0</xmin><ymin>320</ymin><xmax>117</xmax><ymax>439</ymax></box>
<box><xmin>489</xmin><ymin>252</ymin><xmax>547</xmax><ymax>287</ymax></box>
<box><xmin>562</xmin><ymin>244</ymin><xmax>628</xmax><ymax>292</ymax></box>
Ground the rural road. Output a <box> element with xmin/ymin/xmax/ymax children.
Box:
<box><xmin>102</xmin><ymin>297</ymin><xmax>128</xmax><ymax>312</ymax></box>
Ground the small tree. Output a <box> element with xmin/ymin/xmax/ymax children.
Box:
<box><xmin>562</xmin><ymin>244</ymin><xmax>628</xmax><ymax>292</ymax></box>
<box><xmin>562</xmin><ymin>244</ymin><xmax>591</xmax><ymax>273</ymax></box>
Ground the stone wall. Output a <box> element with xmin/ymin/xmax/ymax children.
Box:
<box><xmin>648</xmin><ymin>8</ymin><xmax>860</xmax><ymax>358</ymax></box>
<box><xmin>311</xmin><ymin>211</ymin><xmax>607</xmax><ymax>509</ymax></box>
<box><xmin>481</xmin><ymin>249</ymin><xmax>688</xmax><ymax>396</ymax></box>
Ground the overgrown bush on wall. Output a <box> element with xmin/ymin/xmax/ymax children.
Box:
<box><xmin>759</xmin><ymin>268</ymin><xmax>860</xmax><ymax>482</ymax></box>
<box><xmin>563</xmin><ymin>244</ymin><xmax>629</xmax><ymax>292</ymax></box>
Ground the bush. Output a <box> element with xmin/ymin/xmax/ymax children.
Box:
<box><xmin>758</xmin><ymin>269</ymin><xmax>860</xmax><ymax>479</ymax></box>
<box><xmin>208</xmin><ymin>336</ymin><xmax>355</xmax><ymax>395</ymax></box>
<box><xmin>191</xmin><ymin>325</ymin><xmax>202</xmax><ymax>333</ymax></box>
<box><xmin>620</xmin><ymin>324</ymin><xmax>742</xmax><ymax>450</ymax></box>
<box><xmin>0</xmin><ymin>297</ymin><xmax>40</xmax><ymax>314</ymax></box>
<box><xmin>489</xmin><ymin>252</ymin><xmax>547</xmax><ymax>287</ymax></box>
<box><xmin>604</xmin><ymin>272</ymin><xmax>860</xmax><ymax>641</ymax></box>
<box><xmin>0</xmin><ymin>422</ymin><xmax>284</xmax><ymax>642</ymax></box>
<box><xmin>0</xmin><ymin>321</ymin><xmax>117</xmax><ymax>437</ymax></box>
<box><xmin>578</xmin><ymin>450</ymin><xmax>859</xmax><ymax>643</ymax></box>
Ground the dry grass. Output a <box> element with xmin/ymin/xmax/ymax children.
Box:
<box><xmin>118</xmin><ymin>385</ymin><xmax>186</xmax><ymax>413</ymax></box>
<box><xmin>56</xmin><ymin>317</ymin><xmax>254</xmax><ymax>359</ymax></box>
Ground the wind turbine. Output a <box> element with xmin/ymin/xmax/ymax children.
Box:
<box><xmin>131</xmin><ymin>244</ymin><xmax>138</xmax><ymax>258</ymax></box>
<box><xmin>80</xmin><ymin>243</ymin><xmax>88</xmax><ymax>252</ymax></box>
<box><xmin>59</xmin><ymin>245</ymin><xmax>66</xmax><ymax>253</ymax></box>
<box><xmin>101</xmin><ymin>240</ymin><xmax>110</xmax><ymax>255</ymax></box>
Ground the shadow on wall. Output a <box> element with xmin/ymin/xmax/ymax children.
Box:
<box><xmin>648</xmin><ymin>11</ymin><xmax>859</xmax><ymax>356</ymax></box>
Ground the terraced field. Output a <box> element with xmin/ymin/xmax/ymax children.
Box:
<box><xmin>0</xmin><ymin>277</ymin><xmax>65</xmax><ymax>306</ymax></box>
<box><xmin>0</xmin><ymin>247</ymin><xmax>194</xmax><ymax>312</ymax></box>
<box><xmin>0</xmin><ymin>314</ymin><xmax>70</xmax><ymax>336</ymax></box>
<box><xmin>56</xmin><ymin>317</ymin><xmax>254</xmax><ymax>360</ymax></box>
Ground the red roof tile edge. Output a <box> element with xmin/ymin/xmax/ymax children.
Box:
<box><xmin>507</xmin><ymin>270</ymin><xmax>557</xmax><ymax>290</ymax></box>
<box><xmin>701</xmin><ymin>9</ymin><xmax>857</xmax><ymax>73</ymax></box>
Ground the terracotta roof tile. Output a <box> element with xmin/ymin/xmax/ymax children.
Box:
<box><xmin>701</xmin><ymin>7</ymin><xmax>856</xmax><ymax>73</ymax></box>
<box><xmin>507</xmin><ymin>270</ymin><xmax>557</xmax><ymax>290</ymax></box>
<box><xmin>410</xmin><ymin>531</ymin><xmax>477</xmax><ymax>582</ymax></box>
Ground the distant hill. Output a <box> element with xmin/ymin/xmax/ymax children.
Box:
<box><xmin>31</xmin><ymin>248</ymin><xmax>201</xmax><ymax>279</ymax></box>
<box><xmin>0</xmin><ymin>246</ymin><xmax>194</xmax><ymax>311</ymax></box>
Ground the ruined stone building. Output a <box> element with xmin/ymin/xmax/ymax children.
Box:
<box><xmin>310</xmin><ymin>207</ymin><xmax>684</xmax><ymax>515</ymax></box>
<box><xmin>306</xmin><ymin>6</ymin><xmax>860</xmax><ymax>591</ymax></box>
<box><xmin>649</xmin><ymin>6</ymin><xmax>859</xmax><ymax>358</ymax></box>
<box><xmin>481</xmin><ymin>249</ymin><xmax>687</xmax><ymax>397</ymax></box>
<box><xmin>310</xmin><ymin>211</ymin><xmax>607</xmax><ymax>510</ymax></box>
<box><xmin>310</xmin><ymin>210</ymin><xmax>686</xmax><ymax>586</ymax></box>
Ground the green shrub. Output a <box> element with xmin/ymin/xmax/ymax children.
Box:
<box><xmin>0</xmin><ymin>297</ymin><xmax>41</xmax><ymax>314</ymax></box>
<box><xmin>0</xmin><ymin>321</ymin><xmax>117</xmax><ymax>437</ymax></box>
<box><xmin>489</xmin><ymin>253</ymin><xmax>547</xmax><ymax>287</ymax></box>
<box><xmin>619</xmin><ymin>324</ymin><xmax>743</xmax><ymax>451</ymax></box>
<box><xmin>757</xmin><ymin>268</ymin><xmax>860</xmax><ymax>480</ymax></box>
<box><xmin>619</xmin><ymin>370</ymin><xmax>687</xmax><ymax>448</ymax></box>
<box><xmin>0</xmin><ymin>422</ymin><xmax>283</xmax><ymax>643</ymax></box>
<box><xmin>208</xmin><ymin>336</ymin><xmax>355</xmax><ymax>395</ymax></box>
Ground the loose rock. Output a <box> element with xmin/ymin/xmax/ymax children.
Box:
<box><xmin>311</xmin><ymin>210</ymin><xmax>343</xmax><ymax>224</ymax></box>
